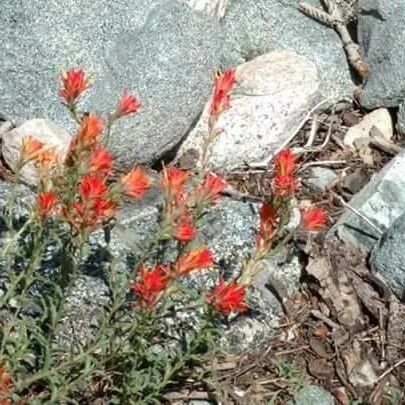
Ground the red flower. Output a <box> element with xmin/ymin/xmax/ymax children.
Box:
<box><xmin>196</xmin><ymin>172</ymin><xmax>226</xmax><ymax>204</ymax></box>
<box><xmin>36</xmin><ymin>191</ymin><xmax>58</xmax><ymax>218</ymax></box>
<box><xmin>256</xmin><ymin>202</ymin><xmax>278</xmax><ymax>251</ymax></box>
<box><xmin>274</xmin><ymin>149</ymin><xmax>296</xmax><ymax>177</ymax></box>
<box><xmin>161</xmin><ymin>167</ymin><xmax>188</xmax><ymax>194</ymax></box>
<box><xmin>65</xmin><ymin>197</ymin><xmax>116</xmax><ymax>232</ymax></box>
<box><xmin>78</xmin><ymin>175</ymin><xmax>108</xmax><ymax>201</ymax></box>
<box><xmin>130</xmin><ymin>264</ymin><xmax>171</xmax><ymax>308</ymax></box>
<box><xmin>173</xmin><ymin>221</ymin><xmax>196</xmax><ymax>242</ymax></box>
<box><xmin>92</xmin><ymin>198</ymin><xmax>117</xmax><ymax>222</ymax></box>
<box><xmin>36</xmin><ymin>147</ymin><xmax>60</xmax><ymax>171</ymax></box>
<box><xmin>206</xmin><ymin>279</ymin><xmax>248</xmax><ymax>315</ymax></box>
<box><xmin>121</xmin><ymin>167</ymin><xmax>151</xmax><ymax>199</ymax></box>
<box><xmin>89</xmin><ymin>146</ymin><xmax>113</xmax><ymax>174</ymax></box>
<box><xmin>59</xmin><ymin>68</ymin><xmax>90</xmax><ymax>105</ymax></box>
<box><xmin>301</xmin><ymin>207</ymin><xmax>328</xmax><ymax>231</ymax></box>
<box><xmin>69</xmin><ymin>114</ymin><xmax>104</xmax><ymax>153</ymax></box>
<box><xmin>210</xmin><ymin>68</ymin><xmax>236</xmax><ymax>116</ymax></box>
<box><xmin>116</xmin><ymin>90</ymin><xmax>142</xmax><ymax>118</ymax></box>
<box><xmin>272</xmin><ymin>174</ymin><xmax>298</xmax><ymax>197</ymax></box>
<box><xmin>175</xmin><ymin>247</ymin><xmax>213</xmax><ymax>276</ymax></box>
<box><xmin>0</xmin><ymin>365</ymin><xmax>12</xmax><ymax>405</ymax></box>
<box><xmin>21</xmin><ymin>136</ymin><xmax>45</xmax><ymax>162</ymax></box>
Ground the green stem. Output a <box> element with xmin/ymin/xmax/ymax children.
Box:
<box><xmin>1</xmin><ymin>216</ymin><xmax>34</xmax><ymax>257</ymax></box>
<box><xmin>103</xmin><ymin>114</ymin><xmax>116</xmax><ymax>149</ymax></box>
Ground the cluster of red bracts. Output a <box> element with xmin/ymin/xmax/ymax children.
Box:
<box><xmin>130</xmin><ymin>254</ymin><xmax>248</xmax><ymax>316</ymax></box>
<box><xmin>26</xmin><ymin>68</ymin><xmax>146</xmax><ymax>232</ymax></box>
<box><xmin>256</xmin><ymin>149</ymin><xmax>328</xmax><ymax>254</ymax></box>
<box><xmin>130</xmin><ymin>165</ymin><xmax>248</xmax><ymax>315</ymax></box>
<box><xmin>30</xmin><ymin>67</ymin><xmax>327</xmax><ymax>319</ymax></box>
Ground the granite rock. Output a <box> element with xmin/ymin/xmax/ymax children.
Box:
<box><xmin>397</xmin><ymin>102</ymin><xmax>405</xmax><ymax>137</ymax></box>
<box><xmin>1</xmin><ymin>119</ymin><xmax>71</xmax><ymax>186</ymax></box>
<box><xmin>305</xmin><ymin>167</ymin><xmax>338</xmax><ymax>192</ymax></box>
<box><xmin>222</xmin><ymin>0</ymin><xmax>354</xmax><ymax>99</ymax></box>
<box><xmin>0</xmin><ymin>0</ymin><xmax>225</xmax><ymax>170</ymax></box>
<box><xmin>357</xmin><ymin>0</ymin><xmax>405</xmax><ymax>109</ymax></box>
<box><xmin>176</xmin><ymin>51</ymin><xmax>321</xmax><ymax>170</ymax></box>
<box><xmin>293</xmin><ymin>385</ymin><xmax>334</xmax><ymax>405</ymax></box>
<box><xmin>370</xmin><ymin>212</ymin><xmax>405</xmax><ymax>301</ymax></box>
<box><xmin>328</xmin><ymin>150</ymin><xmax>405</xmax><ymax>251</ymax></box>
<box><xmin>343</xmin><ymin>108</ymin><xmax>393</xmax><ymax>148</ymax></box>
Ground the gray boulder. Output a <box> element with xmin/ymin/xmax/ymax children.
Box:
<box><xmin>370</xmin><ymin>212</ymin><xmax>405</xmax><ymax>301</ymax></box>
<box><xmin>0</xmin><ymin>0</ymin><xmax>225</xmax><ymax>170</ymax></box>
<box><xmin>222</xmin><ymin>0</ymin><xmax>354</xmax><ymax>99</ymax></box>
<box><xmin>329</xmin><ymin>149</ymin><xmax>405</xmax><ymax>251</ymax></box>
<box><xmin>1</xmin><ymin>0</ymin><xmax>355</xmax><ymax>174</ymax></box>
<box><xmin>357</xmin><ymin>0</ymin><xmax>405</xmax><ymax>109</ymax></box>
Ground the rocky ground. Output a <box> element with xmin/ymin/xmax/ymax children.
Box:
<box><xmin>1</xmin><ymin>0</ymin><xmax>405</xmax><ymax>403</ymax></box>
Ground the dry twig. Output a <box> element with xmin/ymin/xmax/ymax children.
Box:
<box><xmin>298</xmin><ymin>0</ymin><xmax>369</xmax><ymax>79</ymax></box>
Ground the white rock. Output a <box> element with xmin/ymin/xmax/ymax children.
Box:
<box><xmin>182</xmin><ymin>0</ymin><xmax>230</xmax><ymax>19</ymax></box>
<box><xmin>344</xmin><ymin>108</ymin><xmax>393</xmax><ymax>147</ymax></box>
<box><xmin>176</xmin><ymin>50</ymin><xmax>320</xmax><ymax>171</ymax></box>
<box><xmin>1</xmin><ymin>118</ymin><xmax>71</xmax><ymax>186</ymax></box>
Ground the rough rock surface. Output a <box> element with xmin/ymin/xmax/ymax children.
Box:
<box><xmin>1</xmin><ymin>119</ymin><xmax>71</xmax><ymax>186</ymax></box>
<box><xmin>343</xmin><ymin>108</ymin><xmax>393</xmax><ymax>147</ymax></box>
<box><xmin>305</xmin><ymin>167</ymin><xmax>338</xmax><ymax>192</ymax></box>
<box><xmin>370</xmin><ymin>212</ymin><xmax>405</xmax><ymax>301</ymax></box>
<box><xmin>0</xmin><ymin>0</ymin><xmax>225</xmax><ymax>170</ymax></box>
<box><xmin>397</xmin><ymin>102</ymin><xmax>405</xmax><ymax>136</ymax></box>
<box><xmin>328</xmin><ymin>150</ymin><xmax>405</xmax><ymax>250</ymax></box>
<box><xmin>293</xmin><ymin>385</ymin><xmax>334</xmax><ymax>405</ymax></box>
<box><xmin>183</xmin><ymin>0</ymin><xmax>230</xmax><ymax>19</ymax></box>
<box><xmin>357</xmin><ymin>0</ymin><xmax>405</xmax><ymax>109</ymax></box>
<box><xmin>222</xmin><ymin>0</ymin><xmax>353</xmax><ymax>99</ymax></box>
<box><xmin>176</xmin><ymin>51</ymin><xmax>320</xmax><ymax>170</ymax></box>
<box><xmin>0</xmin><ymin>0</ymin><xmax>353</xmax><ymax>172</ymax></box>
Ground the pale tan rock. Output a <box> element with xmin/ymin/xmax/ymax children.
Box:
<box><xmin>176</xmin><ymin>50</ymin><xmax>320</xmax><ymax>170</ymax></box>
<box><xmin>344</xmin><ymin>108</ymin><xmax>393</xmax><ymax>147</ymax></box>
<box><xmin>1</xmin><ymin>118</ymin><xmax>71</xmax><ymax>186</ymax></box>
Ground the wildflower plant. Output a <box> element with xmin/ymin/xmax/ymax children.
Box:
<box><xmin>0</xmin><ymin>66</ymin><xmax>327</xmax><ymax>403</ymax></box>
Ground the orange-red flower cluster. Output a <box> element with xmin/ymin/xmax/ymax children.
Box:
<box><xmin>272</xmin><ymin>149</ymin><xmax>298</xmax><ymax>197</ymax></box>
<box><xmin>21</xmin><ymin>136</ymin><xmax>45</xmax><ymax>162</ymax></box>
<box><xmin>256</xmin><ymin>202</ymin><xmax>278</xmax><ymax>253</ymax></box>
<box><xmin>210</xmin><ymin>68</ymin><xmax>236</xmax><ymax>117</ymax></box>
<box><xmin>130</xmin><ymin>264</ymin><xmax>170</xmax><ymax>308</ymax></box>
<box><xmin>23</xmin><ymin>68</ymin><xmax>151</xmax><ymax>234</ymax></box>
<box><xmin>195</xmin><ymin>172</ymin><xmax>227</xmax><ymax>205</ymax></box>
<box><xmin>161</xmin><ymin>167</ymin><xmax>188</xmax><ymax>194</ymax></box>
<box><xmin>36</xmin><ymin>191</ymin><xmax>59</xmax><ymax>219</ymax></box>
<box><xmin>160</xmin><ymin>167</ymin><xmax>195</xmax><ymax>242</ymax></box>
<box><xmin>20</xmin><ymin>137</ymin><xmax>60</xmax><ymax>173</ymax></box>
<box><xmin>301</xmin><ymin>207</ymin><xmax>327</xmax><ymax>231</ymax></box>
<box><xmin>206</xmin><ymin>279</ymin><xmax>247</xmax><ymax>315</ymax></box>
<box><xmin>121</xmin><ymin>167</ymin><xmax>151</xmax><ymax>199</ymax></box>
<box><xmin>89</xmin><ymin>146</ymin><xmax>113</xmax><ymax>174</ymax></box>
<box><xmin>131</xmin><ymin>247</ymin><xmax>214</xmax><ymax>308</ymax></box>
<box><xmin>173</xmin><ymin>221</ymin><xmax>196</xmax><ymax>242</ymax></box>
<box><xmin>175</xmin><ymin>247</ymin><xmax>213</xmax><ymax>276</ymax></box>
<box><xmin>69</xmin><ymin>114</ymin><xmax>104</xmax><ymax>154</ymax></box>
<box><xmin>61</xmin><ymin>175</ymin><xmax>117</xmax><ymax>231</ymax></box>
<box><xmin>59</xmin><ymin>68</ymin><xmax>90</xmax><ymax>105</ymax></box>
<box><xmin>116</xmin><ymin>90</ymin><xmax>142</xmax><ymax>118</ymax></box>
<box><xmin>0</xmin><ymin>365</ymin><xmax>12</xmax><ymax>405</ymax></box>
